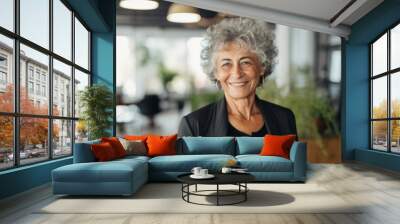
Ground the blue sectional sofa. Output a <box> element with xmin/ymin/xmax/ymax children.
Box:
<box><xmin>52</xmin><ymin>137</ymin><xmax>307</xmax><ymax>196</ymax></box>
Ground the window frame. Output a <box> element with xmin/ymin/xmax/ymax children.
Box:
<box><xmin>369</xmin><ymin>19</ymin><xmax>400</xmax><ymax>154</ymax></box>
<box><xmin>0</xmin><ymin>0</ymin><xmax>92</xmax><ymax>171</ymax></box>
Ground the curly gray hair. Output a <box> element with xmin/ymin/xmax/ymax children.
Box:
<box><xmin>200</xmin><ymin>17</ymin><xmax>277</xmax><ymax>83</ymax></box>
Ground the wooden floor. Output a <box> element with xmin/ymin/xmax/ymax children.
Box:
<box><xmin>1</xmin><ymin>162</ymin><xmax>400</xmax><ymax>224</ymax></box>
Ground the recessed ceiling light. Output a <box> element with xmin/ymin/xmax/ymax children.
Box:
<box><xmin>119</xmin><ymin>0</ymin><xmax>159</xmax><ymax>10</ymax></box>
<box><xmin>167</xmin><ymin>4</ymin><xmax>201</xmax><ymax>23</ymax></box>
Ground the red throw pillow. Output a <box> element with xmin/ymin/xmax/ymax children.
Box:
<box><xmin>146</xmin><ymin>134</ymin><xmax>177</xmax><ymax>157</ymax></box>
<box><xmin>260</xmin><ymin>134</ymin><xmax>297</xmax><ymax>159</ymax></box>
<box><xmin>101</xmin><ymin>137</ymin><xmax>127</xmax><ymax>158</ymax></box>
<box><xmin>91</xmin><ymin>142</ymin><xmax>117</xmax><ymax>161</ymax></box>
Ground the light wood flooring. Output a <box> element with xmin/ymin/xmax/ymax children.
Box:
<box><xmin>1</xmin><ymin>162</ymin><xmax>400</xmax><ymax>224</ymax></box>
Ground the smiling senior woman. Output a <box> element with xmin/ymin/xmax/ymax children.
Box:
<box><xmin>178</xmin><ymin>17</ymin><xmax>297</xmax><ymax>137</ymax></box>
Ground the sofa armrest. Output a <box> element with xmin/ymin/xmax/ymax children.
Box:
<box><xmin>73</xmin><ymin>140</ymin><xmax>100</xmax><ymax>163</ymax></box>
<box><xmin>289</xmin><ymin>141</ymin><xmax>307</xmax><ymax>181</ymax></box>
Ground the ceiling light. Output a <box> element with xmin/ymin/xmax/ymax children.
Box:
<box><xmin>119</xmin><ymin>0</ymin><xmax>159</xmax><ymax>10</ymax></box>
<box><xmin>167</xmin><ymin>4</ymin><xmax>201</xmax><ymax>23</ymax></box>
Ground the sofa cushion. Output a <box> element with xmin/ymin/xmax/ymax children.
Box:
<box><xmin>101</xmin><ymin>137</ymin><xmax>127</xmax><ymax>158</ymax></box>
<box><xmin>260</xmin><ymin>134</ymin><xmax>296</xmax><ymax>159</ymax></box>
<box><xmin>73</xmin><ymin>139</ymin><xmax>100</xmax><ymax>163</ymax></box>
<box><xmin>148</xmin><ymin>154</ymin><xmax>235</xmax><ymax>172</ymax></box>
<box><xmin>91</xmin><ymin>142</ymin><xmax>118</xmax><ymax>161</ymax></box>
<box><xmin>179</xmin><ymin>137</ymin><xmax>235</xmax><ymax>155</ymax></box>
<box><xmin>119</xmin><ymin>138</ymin><xmax>147</xmax><ymax>156</ymax></box>
<box><xmin>236</xmin><ymin>155</ymin><xmax>293</xmax><ymax>172</ymax></box>
<box><xmin>236</xmin><ymin>137</ymin><xmax>263</xmax><ymax>155</ymax></box>
<box><xmin>52</xmin><ymin>159</ymin><xmax>147</xmax><ymax>183</ymax></box>
<box><xmin>147</xmin><ymin>134</ymin><xmax>177</xmax><ymax>157</ymax></box>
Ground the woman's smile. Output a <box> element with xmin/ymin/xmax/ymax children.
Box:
<box><xmin>228</xmin><ymin>81</ymin><xmax>249</xmax><ymax>87</ymax></box>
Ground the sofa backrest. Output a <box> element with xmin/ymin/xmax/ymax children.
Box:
<box><xmin>74</xmin><ymin>136</ymin><xmax>266</xmax><ymax>161</ymax></box>
<box><xmin>73</xmin><ymin>139</ymin><xmax>100</xmax><ymax>163</ymax></box>
<box><xmin>235</xmin><ymin>137</ymin><xmax>263</xmax><ymax>155</ymax></box>
<box><xmin>178</xmin><ymin>137</ymin><xmax>236</xmax><ymax>155</ymax></box>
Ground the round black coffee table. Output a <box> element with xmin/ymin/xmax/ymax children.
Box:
<box><xmin>177</xmin><ymin>173</ymin><xmax>255</xmax><ymax>206</ymax></box>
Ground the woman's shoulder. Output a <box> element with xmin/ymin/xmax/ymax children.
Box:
<box><xmin>183</xmin><ymin>101</ymin><xmax>219</xmax><ymax>121</ymax></box>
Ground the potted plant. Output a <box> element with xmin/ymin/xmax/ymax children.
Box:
<box><xmin>79</xmin><ymin>84</ymin><xmax>113</xmax><ymax>140</ymax></box>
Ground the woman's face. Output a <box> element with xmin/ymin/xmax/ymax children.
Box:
<box><xmin>214</xmin><ymin>41</ymin><xmax>264</xmax><ymax>100</ymax></box>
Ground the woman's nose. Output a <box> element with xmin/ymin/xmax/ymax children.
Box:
<box><xmin>231</xmin><ymin>63</ymin><xmax>243</xmax><ymax>77</ymax></box>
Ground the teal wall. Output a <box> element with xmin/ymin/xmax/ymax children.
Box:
<box><xmin>0</xmin><ymin>0</ymin><xmax>116</xmax><ymax>200</ymax></box>
<box><xmin>0</xmin><ymin>158</ymin><xmax>72</xmax><ymax>199</ymax></box>
<box><xmin>343</xmin><ymin>0</ymin><xmax>400</xmax><ymax>171</ymax></box>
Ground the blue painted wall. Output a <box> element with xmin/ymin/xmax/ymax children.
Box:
<box><xmin>343</xmin><ymin>0</ymin><xmax>400</xmax><ymax>171</ymax></box>
<box><xmin>0</xmin><ymin>158</ymin><xmax>72</xmax><ymax>199</ymax></box>
<box><xmin>0</xmin><ymin>0</ymin><xmax>116</xmax><ymax>200</ymax></box>
<box><xmin>91</xmin><ymin>0</ymin><xmax>116</xmax><ymax>136</ymax></box>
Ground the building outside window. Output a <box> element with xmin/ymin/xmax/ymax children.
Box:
<box><xmin>28</xmin><ymin>81</ymin><xmax>34</xmax><ymax>94</ymax></box>
<box><xmin>28</xmin><ymin>66</ymin><xmax>34</xmax><ymax>80</ymax></box>
<box><xmin>42</xmin><ymin>85</ymin><xmax>46</xmax><ymax>97</ymax></box>
<box><xmin>0</xmin><ymin>54</ymin><xmax>7</xmax><ymax>89</ymax></box>
<box><xmin>41</xmin><ymin>73</ymin><xmax>46</xmax><ymax>83</ymax></box>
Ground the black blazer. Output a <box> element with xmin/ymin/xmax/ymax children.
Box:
<box><xmin>178</xmin><ymin>96</ymin><xmax>297</xmax><ymax>137</ymax></box>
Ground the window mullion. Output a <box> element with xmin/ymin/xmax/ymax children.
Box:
<box><xmin>13</xmin><ymin>0</ymin><xmax>20</xmax><ymax>167</ymax></box>
<box><xmin>388</xmin><ymin>30</ymin><xmax>391</xmax><ymax>152</ymax></box>
<box><xmin>49</xmin><ymin>0</ymin><xmax>54</xmax><ymax>160</ymax></box>
<box><xmin>71</xmin><ymin>11</ymin><xmax>76</xmax><ymax>155</ymax></box>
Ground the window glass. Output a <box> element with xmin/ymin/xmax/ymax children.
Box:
<box><xmin>372</xmin><ymin>121</ymin><xmax>388</xmax><ymax>151</ymax></box>
<box><xmin>20</xmin><ymin>44</ymin><xmax>49</xmax><ymax>115</ymax></box>
<box><xmin>53</xmin><ymin>119</ymin><xmax>72</xmax><ymax>158</ymax></box>
<box><xmin>0</xmin><ymin>0</ymin><xmax>14</xmax><ymax>31</ymax></box>
<box><xmin>53</xmin><ymin>0</ymin><xmax>72</xmax><ymax>60</ymax></box>
<box><xmin>53</xmin><ymin>59</ymin><xmax>72</xmax><ymax>117</ymax></box>
<box><xmin>391</xmin><ymin>72</ymin><xmax>400</xmax><ymax>118</ymax></box>
<box><xmin>391</xmin><ymin>24</ymin><xmax>400</xmax><ymax>70</ymax></box>
<box><xmin>372</xmin><ymin>34</ymin><xmax>387</xmax><ymax>76</ymax></box>
<box><xmin>74</xmin><ymin>69</ymin><xmax>89</xmax><ymax>118</ymax></box>
<box><xmin>0</xmin><ymin>35</ymin><xmax>14</xmax><ymax>113</ymax></box>
<box><xmin>391</xmin><ymin>120</ymin><xmax>400</xmax><ymax>153</ymax></box>
<box><xmin>75</xmin><ymin>120</ymin><xmax>88</xmax><ymax>143</ymax></box>
<box><xmin>372</xmin><ymin>77</ymin><xmax>387</xmax><ymax>119</ymax></box>
<box><xmin>0</xmin><ymin>116</ymin><xmax>13</xmax><ymax>170</ymax></box>
<box><xmin>74</xmin><ymin>18</ymin><xmax>89</xmax><ymax>70</ymax></box>
<box><xmin>20</xmin><ymin>0</ymin><xmax>49</xmax><ymax>49</ymax></box>
<box><xmin>19</xmin><ymin>117</ymin><xmax>49</xmax><ymax>165</ymax></box>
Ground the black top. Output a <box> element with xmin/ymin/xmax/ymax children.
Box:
<box><xmin>178</xmin><ymin>95</ymin><xmax>297</xmax><ymax>138</ymax></box>
<box><xmin>228</xmin><ymin>122</ymin><xmax>268</xmax><ymax>137</ymax></box>
<box><xmin>177</xmin><ymin>173</ymin><xmax>255</xmax><ymax>184</ymax></box>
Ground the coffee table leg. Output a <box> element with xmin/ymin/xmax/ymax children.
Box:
<box><xmin>245</xmin><ymin>183</ymin><xmax>247</xmax><ymax>201</ymax></box>
<box><xmin>217</xmin><ymin>184</ymin><xmax>219</xmax><ymax>206</ymax></box>
<box><xmin>195</xmin><ymin>184</ymin><xmax>197</xmax><ymax>192</ymax></box>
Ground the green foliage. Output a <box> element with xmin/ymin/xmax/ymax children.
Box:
<box><xmin>158</xmin><ymin>63</ymin><xmax>178</xmax><ymax>91</ymax></box>
<box><xmin>257</xmin><ymin>75</ymin><xmax>339</xmax><ymax>140</ymax></box>
<box><xmin>190</xmin><ymin>91</ymin><xmax>224</xmax><ymax>110</ymax></box>
<box><xmin>79</xmin><ymin>84</ymin><xmax>113</xmax><ymax>140</ymax></box>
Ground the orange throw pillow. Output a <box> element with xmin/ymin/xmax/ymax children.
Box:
<box><xmin>146</xmin><ymin>134</ymin><xmax>177</xmax><ymax>157</ymax></box>
<box><xmin>260</xmin><ymin>134</ymin><xmax>296</xmax><ymax>159</ymax></box>
<box><xmin>101</xmin><ymin>137</ymin><xmax>127</xmax><ymax>158</ymax></box>
<box><xmin>91</xmin><ymin>142</ymin><xmax>117</xmax><ymax>162</ymax></box>
<box><xmin>124</xmin><ymin>135</ymin><xmax>147</xmax><ymax>142</ymax></box>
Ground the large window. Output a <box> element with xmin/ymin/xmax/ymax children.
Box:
<box><xmin>0</xmin><ymin>0</ymin><xmax>91</xmax><ymax>171</ymax></box>
<box><xmin>370</xmin><ymin>22</ymin><xmax>400</xmax><ymax>153</ymax></box>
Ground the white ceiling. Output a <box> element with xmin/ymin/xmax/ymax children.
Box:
<box><xmin>168</xmin><ymin>0</ymin><xmax>384</xmax><ymax>38</ymax></box>
<box><xmin>227</xmin><ymin>0</ymin><xmax>352</xmax><ymax>23</ymax></box>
